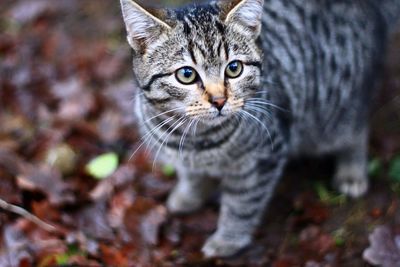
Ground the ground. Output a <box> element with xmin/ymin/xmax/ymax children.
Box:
<box><xmin>0</xmin><ymin>1</ymin><xmax>399</xmax><ymax>266</ymax></box>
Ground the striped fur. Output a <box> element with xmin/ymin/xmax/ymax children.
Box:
<box><xmin>120</xmin><ymin>0</ymin><xmax>400</xmax><ymax>258</ymax></box>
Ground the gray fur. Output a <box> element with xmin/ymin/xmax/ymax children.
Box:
<box><xmin>120</xmin><ymin>0</ymin><xmax>400</xmax><ymax>258</ymax></box>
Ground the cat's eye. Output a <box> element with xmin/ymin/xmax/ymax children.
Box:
<box><xmin>225</xmin><ymin>60</ymin><xmax>243</xmax><ymax>78</ymax></box>
<box><xmin>175</xmin><ymin>67</ymin><xmax>198</xmax><ymax>84</ymax></box>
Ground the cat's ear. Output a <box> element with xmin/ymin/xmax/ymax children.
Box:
<box><xmin>120</xmin><ymin>0</ymin><xmax>171</xmax><ymax>52</ymax></box>
<box><xmin>221</xmin><ymin>0</ymin><xmax>263</xmax><ymax>36</ymax></box>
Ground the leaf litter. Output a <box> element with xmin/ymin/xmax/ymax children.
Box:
<box><xmin>0</xmin><ymin>0</ymin><xmax>399</xmax><ymax>266</ymax></box>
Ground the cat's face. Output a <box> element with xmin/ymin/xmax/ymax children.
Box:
<box><xmin>121</xmin><ymin>0</ymin><xmax>263</xmax><ymax>125</ymax></box>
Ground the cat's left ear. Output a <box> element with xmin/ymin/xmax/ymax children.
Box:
<box><xmin>120</xmin><ymin>0</ymin><xmax>171</xmax><ymax>53</ymax></box>
<box><xmin>221</xmin><ymin>0</ymin><xmax>263</xmax><ymax>37</ymax></box>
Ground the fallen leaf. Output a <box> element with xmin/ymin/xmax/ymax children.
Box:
<box><xmin>9</xmin><ymin>0</ymin><xmax>77</xmax><ymax>25</ymax></box>
<box><xmin>17</xmin><ymin>164</ymin><xmax>75</xmax><ymax>206</ymax></box>
<box><xmin>141</xmin><ymin>205</ymin><xmax>167</xmax><ymax>246</ymax></box>
<box><xmin>108</xmin><ymin>187</ymin><xmax>135</xmax><ymax>229</ymax></box>
<box><xmin>140</xmin><ymin>174</ymin><xmax>174</xmax><ymax>199</ymax></box>
<box><xmin>68</xmin><ymin>200</ymin><xmax>115</xmax><ymax>241</ymax></box>
<box><xmin>99</xmin><ymin>243</ymin><xmax>129</xmax><ymax>267</ymax></box>
<box><xmin>162</xmin><ymin>164</ymin><xmax>175</xmax><ymax>177</ymax></box>
<box><xmin>102</xmin><ymin>80</ymin><xmax>137</xmax><ymax>126</ymax></box>
<box><xmin>85</xmin><ymin>152</ymin><xmax>119</xmax><ymax>180</ymax></box>
<box><xmin>293</xmin><ymin>193</ymin><xmax>330</xmax><ymax>225</ymax></box>
<box><xmin>44</xmin><ymin>143</ymin><xmax>77</xmax><ymax>175</ymax></box>
<box><xmin>90</xmin><ymin>164</ymin><xmax>136</xmax><ymax>201</ymax></box>
<box><xmin>389</xmin><ymin>156</ymin><xmax>400</xmax><ymax>182</ymax></box>
<box><xmin>57</xmin><ymin>91</ymin><xmax>95</xmax><ymax>121</ymax></box>
<box><xmin>299</xmin><ymin>225</ymin><xmax>335</xmax><ymax>256</ymax></box>
<box><xmin>51</xmin><ymin>78</ymin><xmax>82</xmax><ymax>100</ymax></box>
<box><xmin>97</xmin><ymin>110</ymin><xmax>123</xmax><ymax>143</ymax></box>
<box><xmin>368</xmin><ymin>158</ymin><xmax>383</xmax><ymax>177</ymax></box>
<box><xmin>0</xmin><ymin>222</ymin><xmax>33</xmax><ymax>267</ymax></box>
<box><xmin>363</xmin><ymin>225</ymin><xmax>400</xmax><ymax>267</ymax></box>
<box><xmin>124</xmin><ymin>197</ymin><xmax>168</xmax><ymax>246</ymax></box>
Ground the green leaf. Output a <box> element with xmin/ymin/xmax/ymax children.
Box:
<box><xmin>55</xmin><ymin>244</ymin><xmax>86</xmax><ymax>265</ymax></box>
<box><xmin>389</xmin><ymin>156</ymin><xmax>400</xmax><ymax>182</ymax></box>
<box><xmin>368</xmin><ymin>158</ymin><xmax>382</xmax><ymax>177</ymax></box>
<box><xmin>315</xmin><ymin>182</ymin><xmax>346</xmax><ymax>206</ymax></box>
<box><xmin>85</xmin><ymin>152</ymin><xmax>118</xmax><ymax>179</ymax></box>
<box><xmin>162</xmin><ymin>164</ymin><xmax>175</xmax><ymax>177</ymax></box>
<box><xmin>332</xmin><ymin>228</ymin><xmax>346</xmax><ymax>247</ymax></box>
<box><xmin>55</xmin><ymin>254</ymin><xmax>69</xmax><ymax>265</ymax></box>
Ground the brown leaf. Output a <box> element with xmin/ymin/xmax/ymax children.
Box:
<box><xmin>108</xmin><ymin>187</ymin><xmax>135</xmax><ymax>229</ymax></box>
<box><xmin>272</xmin><ymin>258</ymin><xmax>298</xmax><ymax>267</ymax></box>
<box><xmin>9</xmin><ymin>0</ymin><xmax>77</xmax><ymax>25</ymax></box>
<box><xmin>97</xmin><ymin>110</ymin><xmax>123</xmax><ymax>143</ymax></box>
<box><xmin>0</xmin><ymin>222</ymin><xmax>33</xmax><ymax>267</ymax></box>
<box><xmin>51</xmin><ymin>78</ymin><xmax>83</xmax><ymax>100</ymax></box>
<box><xmin>17</xmin><ymin>164</ymin><xmax>75</xmax><ymax>206</ymax></box>
<box><xmin>102</xmin><ymin>80</ymin><xmax>137</xmax><ymax>126</ymax></box>
<box><xmin>99</xmin><ymin>243</ymin><xmax>129</xmax><ymax>267</ymax></box>
<box><xmin>124</xmin><ymin>197</ymin><xmax>168</xmax><ymax>246</ymax></box>
<box><xmin>141</xmin><ymin>205</ymin><xmax>167</xmax><ymax>246</ymax></box>
<box><xmin>299</xmin><ymin>225</ymin><xmax>335</xmax><ymax>256</ymax></box>
<box><xmin>72</xmin><ymin>200</ymin><xmax>115</xmax><ymax>241</ymax></box>
<box><xmin>94</xmin><ymin>50</ymin><xmax>127</xmax><ymax>81</ymax></box>
<box><xmin>57</xmin><ymin>91</ymin><xmax>95</xmax><ymax>121</ymax></box>
<box><xmin>140</xmin><ymin>174</ymin><xmax>174</xmax><ymax>199</ymax></box>
<box><xmin>90</xmin><ymin>164</ymin><xmax>136</xmax><ymax>201</ymax></box>
<box><xmin>294</xmin><ymin>193</ymin><xmax>330</xmax><ymax>225</ymax></box>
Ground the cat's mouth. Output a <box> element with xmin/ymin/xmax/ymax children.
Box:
<box><xmin>185</xmin><ymin>98</ymin><xmax>244</xmax><ymax>125</ymax></box>
<box><xmin>189</xmin><ymin>107</ymin><xmax>240</xmax><ymax>125</ymax></box>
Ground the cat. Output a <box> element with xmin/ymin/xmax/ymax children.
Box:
<box><xmin>120</xmin><ymin>0</ymin><xmax>400</xmax><ymax>258</ymax></box>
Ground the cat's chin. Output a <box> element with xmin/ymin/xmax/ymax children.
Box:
<box><xmin>198</xmin><ymin>113</ymin><xmax>233</xmax><ymax>126</ymax></box>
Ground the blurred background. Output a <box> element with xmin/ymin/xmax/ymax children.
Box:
<box><xmin>0</xmin><ymin>0</ymin><xmax>399</xmax><ymax>266</ymax></box>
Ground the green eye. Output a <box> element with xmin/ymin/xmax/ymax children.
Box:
<box><xmin>225</xmin><ymin>60</ymin><xmax>243</xmax><ymax>78</ymax></box>
<box><xmin>176</xmin><ymin>67</ymin><xmax>197</xmax><ymax>84</ymax></box>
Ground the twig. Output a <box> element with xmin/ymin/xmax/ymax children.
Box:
<box><xmin>0</xmin><ymin>198</ymin><xmax>57</xmax><ymax>233</ymax></box>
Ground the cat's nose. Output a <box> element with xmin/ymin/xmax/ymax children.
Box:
<box><xmin>210</xmin><ymin>96</ymin><xmax>227</xmax><ymax>111</ymax></box>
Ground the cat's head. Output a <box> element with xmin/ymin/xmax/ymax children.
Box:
<box><xmin>120</xmin><ymin>0</ymin><xmax>263</xmax><ymax>125</ymax></box>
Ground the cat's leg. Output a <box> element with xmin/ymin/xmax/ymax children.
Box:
<box><xmin>167</xmin><ymin>168</ymin><xmax>214</xmax><ymax>214</ymax></box>
<box><xmin>202</xmin><ymin>157</ymin><xmax>286</xmax><ymax>258</ymax></box>
<box><xmin>333</xmin><ymin>129</ymin><xmax>369</xmax><ymax>198</ymax></box>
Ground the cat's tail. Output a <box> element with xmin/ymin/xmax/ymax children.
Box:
<box><xmin>377</xmin><ymin>0</ymin><xmax>400</xmax><ymax>32</ymax></box>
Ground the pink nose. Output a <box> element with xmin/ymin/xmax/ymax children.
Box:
<box><xmin>210</xmin><ymin>96</ymin><xmax>227</xmax><ymax>111</ymax></box>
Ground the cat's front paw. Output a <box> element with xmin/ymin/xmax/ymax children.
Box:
<box><xmin>334</xmin><ymin>166</ymin><xmax>368</xmax><ymax>198</ymax></box>
<box><xmin>201</xmin><ymin>232</ymin><xmax>251</xmax><ymax>258</ymax></box>
<box><xmin>166</xmin><ymin>189</ymin><xmax>203</xmax><ymax>214</ymax></box>
<box><xmin>335</xmin><ymin>176</ymin><xmax>368</xmax><ymax>198</ymax></box>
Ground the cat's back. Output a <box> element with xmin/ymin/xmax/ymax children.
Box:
<box><xmin>262</xmin><ymin>0</ymin><xmax>387</xmax><ymax>155</ymax></box>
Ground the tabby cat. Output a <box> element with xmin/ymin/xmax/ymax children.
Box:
<box><xmin>120</xmin><ymin>0</ymin><xmax>400</xmax><ymax>257</ymax></box>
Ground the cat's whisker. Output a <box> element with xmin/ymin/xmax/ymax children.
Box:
<box><xmin>149</xmin><ymin>117</ymin><xmax>185</xmax><ymax>168</ymax></box>
<box><xmin>244</xmin><ymin>101</ymin><xmax>273</xmax><ymax>115</ymax></box>
<box><xmin>148</xmin><ymin>116</ymin><xmax>184</xmax><ymax>154</ymax></box>
<box><xmin>179</xmin><ymin>119</ymin><xmax>195</xmax><ymax>158</ymax></box>
<box><xmin>143</xmin><ymin>116</ymin><xmax>178</xmax><ymax>152</ymax></box>
<box><xmin>152</xmin><ymin>117</ymin><xmax>187</xmax><ymax>172</ymax></box>
<box><xmin>192</xmin><ymin>118</ymin><xmax>200</xmax><ymax>136</ymax></box>
<box><xmin>240</xmin><ymin>109</ymin><xmax>274</xmax><ymax>150</ymax></box>
<box><xmin>141</xmin><ymin>107</ymin><xmax>184</xmax><ymax>126</ymax></box>
<box><xmin>129</xmin><ymin>91</ymin><xmax>145</xmax><ymax>105</ymax></box>
<box><xmin>246</xmin><ymin>99</ymin><xmax>288</xmax><ymax>112</ymax></box>
<box><xmin>244</xmin><ymin>105</ymin><xmax>272</xmax><ymax>120</ymax></box>
<box><xmin>128</xmin><ymin>115</ymin><xmax>176</xmax><ymax>161</ymax></box>
<box><xmin>238</xmin><ymin>90</ymin><xmax>269</xmax><ymax>98</ymax></box>
<box><xmin>244</xmin><ymin>108</ymin><xmax>274</xmax><ymax>143</ymax></box>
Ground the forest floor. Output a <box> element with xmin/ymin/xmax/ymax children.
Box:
<box><xmin>0</xmin><ymin>1</ymin><xmax>400</xmax><ymax>266</ymax></box>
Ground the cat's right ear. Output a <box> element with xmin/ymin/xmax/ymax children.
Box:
<box><xmin>220</xmin><ymin>0</ymin><xmax>263</xmax><ymax>37</ymax></box>
<box><xmin>120</xmin><ymin>0</ymin><xmax>171</xmax><ymax>52</ymax></box>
